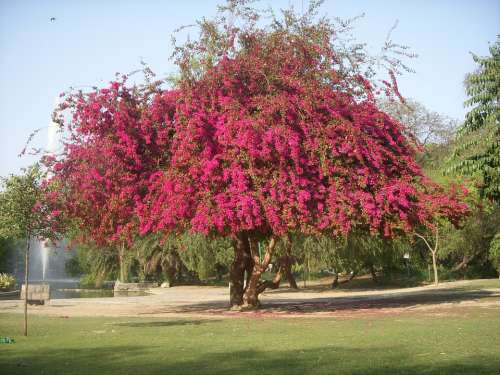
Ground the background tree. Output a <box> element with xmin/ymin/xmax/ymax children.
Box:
<box><xmin>65</xmin><ymin>242</ymin><xmax>118</xmax><ymax>288</ymax></box>
<box><xmin>0</xmin><ymin>165</ymin><xmax>60</xmax><ymax>336</ymax></box>
<box><xmin>440</xmin><ymin>197</ymin><xmax>500</xmax><ymax>278</ymax></box>
<box><xmin>489</xmin><ymin>233</ymin><xmax>500</xmax><ymax>276</ymax></box>
<box><xmin>450</xmin><ymin>37</ymin><xmax>499</xmax><ymax>202</ymax></box>
<box><xmin>378</xmin><ymin>98</ymin><xmax>457</xmax><ymax>167</ymax></box>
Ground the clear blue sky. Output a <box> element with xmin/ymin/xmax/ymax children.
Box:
<box><xmin>1</xmin><ymin>0</ymin><xmax>498</xmax><ymax>177</ymax></box>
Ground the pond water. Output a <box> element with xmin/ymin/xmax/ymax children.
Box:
<box><xmin>0</xmin><ymin>280</ymin><xmax>150</xmax><ymax>300</ymax></box>
<box><xmin>53</xmin><ymin>289</ymin><xmax>150</xmax><ymax>298</ymax></box>
<box><xmin>52</xmin><ymin>288</ymin><xmax>114</xmax><ymax>299</ymax></box>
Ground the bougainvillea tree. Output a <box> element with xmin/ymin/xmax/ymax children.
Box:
<box><xmin>45</xmin><ymin>1</ymin><xmax>468</xmax><ymax>307</ymax></box>
<box><xmin>136</xmin><ymin>3</ymin><xmax>468</xmax><ymax>307</ymax></box>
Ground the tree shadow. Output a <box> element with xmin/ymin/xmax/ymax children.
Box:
<box><xmin>1</xmin><ymin>344</ymin><xmax>498</xmax><ymax>375</ymax></box>
<box><xmin>112</xmin><ymin>319</ymin><xmax>220</xmax><ymax>328</ymax></box>
<box><xmin>147</xmin><ymin>285</ymin><xmax>500</xmax><ymax>316</ymax></box>
<box><xmin>262</xmin><ymin>289</ymin><xmax>499</xmax><ymax>314</ymax></box>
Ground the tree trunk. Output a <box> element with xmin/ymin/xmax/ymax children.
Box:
<box><xmin>244</xmin><ymin>247</ymin><xmax>254</xmax><ymax>290</ymax></box>
<box><xmin>339</xmin><ymin>270</ymin><xmax>357</xmax><ymax>285</ymax></box>
<box><xmin>452</xmin><ymin>254</ymin><xmax>476</xmax><ymax>272</ymax></box>
<box><xmin>416</xmin><ymin>226</ymin><xmax>439</xmax><ymax>286</ymax></box>
<box><xmin>118</xmin><ymin>242</ymin><xmax>126</xmax><ymax>283</ymax></box>
<box><xmin>369</xmin><ymin>264</ymin><xmax>378</xmax><ymax>283</ymax></box>
<box><xmin>331</xmin><ymin>272</ymin><xmax>339</xmax><ymax>289</ymax></box>
<box><xmin>229</xmin><ymin>233</ymin><xmax>249</xmax><ymax>308</ymax></box>
<box><xmin>242</xmin><ymin>236</ymin><xmax>277</xmax><ymax>308</ymax></box>
<box><xmin>282</xmin><ymin>237</ymin><xmax>298</xmax><ymax>289</ymax></box>
<box><xmin>163</xmin><ymin>250</ymin><xmax>181</xmax><ymax>286</ymax></box>
<box><xmin>284</xmin><ymin>260</ymin><xmax>298</xmax><ymax>289</ymax></box>
<box><xmin>431</xmin><ymin>250</ymin><xmax>439</xmax><ymax>286</ymax></box>
<box><xmin>24</xmin><ymin>235</ymin><xmax>30</xmax><ymax>337</ymax></box>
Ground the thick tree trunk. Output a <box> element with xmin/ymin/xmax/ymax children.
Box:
<box><xmin>242</xmin><ymin>236</ymin><xmax>276</xmax><ymax>309</ymax></box>
<box><xmin>24</xmin><ymin>236</ymin><xmax>30</xmax><ymax>337</ymax></box>
<box><xmin>229</xmin><ymin>233</ymin><xmax>249</xmax><ymax>308</ymax></box>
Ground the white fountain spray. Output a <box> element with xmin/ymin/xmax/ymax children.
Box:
<box><xmin>40</xmin><ymin>98</ymin><xmax>61</xmax><ymax>281</ymax></box>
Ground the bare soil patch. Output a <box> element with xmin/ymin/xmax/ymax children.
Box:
<box><xmin>1</xmin><ymin>279</ymin><xmax>499</xmax><ymax>319</ymax></box>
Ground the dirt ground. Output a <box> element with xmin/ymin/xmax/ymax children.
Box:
<box><xmin>1</xmin><ymin>279</ymin><xmax>499</xmax><ymax>319</ymax></box>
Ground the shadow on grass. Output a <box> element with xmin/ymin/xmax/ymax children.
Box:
<box><xmin>112</xmin><ymin>319</ymin><xmax>220</xmax><ymax>328</ymax></box>
<box><xmin>1</xmin><ymin>345</ymin><xmax>499</xmax><ymax>375</ymax></box>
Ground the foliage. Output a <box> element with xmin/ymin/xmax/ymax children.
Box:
<box><xmin>175</xmin><ymin>233</ymin><xmax>233</xmax><ymax>281</ymax></box>
<box><xmin>440</xmin><ymin>201</ymin><xmax>500</xmax><ymax>277</ymax></box>
<box><xmin>297</xmin><ymin>231</ymin><xmax>415</xmax><ymax>278</ymax></box>
<box><xmin>0</xmin><ymin>164</ymin><xmax>60</xmax><ymax>242</ymax></box>
<box><xmin>139</xmin><ymin>2</ymin><xmax>466</xmax><ymax>239</ymax></box>
<box><xmin>45</xmin><ymin>76</ymin><xmax>175</xmax><ymax>247</ymax></box>
<box><xmin>489</xmin><ymin>232</ymin><xmax>500</xmax><ymax>274</ymax></box>
<box><xmin>0</xmin><ymin>273</ymin><xmax>16</xmax><ymax>290</ymax></box>
<box><xmin>0</xmin><ymin>237</ymin><xmax>13</xmax><ymax>273</ymax></box>
<box><xmin>450</xmin><ymin>37</ymin><xmax>500</xmax><ymax>202</ymax></box>
<box><xmin>378</xmin><ymin>98</ymin><xmax>458</xmax><ymax>168</ymax></box>
<box><xmin>65</xmin><ymin>243</ymin><xmax>118</xmax><ymax>287</ymax></box>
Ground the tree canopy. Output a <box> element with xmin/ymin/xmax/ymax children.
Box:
<box><xmin>451</xmin><ymin>37</ymin><xmax>500</xmax><ymax>202</ymax></box>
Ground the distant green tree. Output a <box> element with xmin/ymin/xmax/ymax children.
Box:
<box><xmin>0</xmin><ymin>165</ymin><xmax>59</xmax><ymax>336</ymax></box>
<box><xmin>175</xmin><ymin>233</ymin><xmax>233</xmax><ymax>282</ymax></box>
<box><xmin>65</xmin><ymin>243</ymin><xmax>118</xmax><ymax>287</ymax></box>
<box><xmin>451</xmin><ymin>37</ymin><xmax>500</xmax><ymax>202</ymax></box>
<box><xmin>441</xmin><ymin>201</ymin><xmax>499</xmax><ymax>277</ymax></box>
<box><xmin>489</xmin><ymin>233</ymin><xmax>500</xmax><ymax>275</ymax></box>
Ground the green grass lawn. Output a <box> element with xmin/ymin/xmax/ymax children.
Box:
<box><xmin>1</xmin><ymin>308</ymin><xmax>500</xmax><ymax>375</ymax></box>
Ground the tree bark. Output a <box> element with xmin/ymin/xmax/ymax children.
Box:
<box><xmin>242</xmin><ymin>236</ymin><xmax>277</xmax><ymax>308</ymax></box>
<box><xmin>331</xmin><ymin>272</ymin><xmax>339</xmax><ymax>288</ymax></box>
<box><xmin>284</xmin><ymin>259</ymin><xmax>298</xmax><ymax>289</ymax></box>
<box><xmin>256</xmin><ymin>267</ymin><xmax>283</xmax><ymax>294</ymax></box>
<box><xmin>24</xmin><ymin>235</ymin><xmax>30</xmax><ymax>337</ymax></box>
<box><xmin>416</xmin><ymin>226</ymin><xmax>439</xmax><ymax>286</ymax></box>
<box><xmin>431</xmin><ymin>250</ymin><xmax>439</xmax><ymax>286</ymax></box>
<box><xmin>229</xmin><ymin>233</ymin><xmax>249</xmax><ymax>308</ymax></box>
<box><xmin>118</xmin><ymin>242</ymin><xmax>126</xmax><ymax>283</ymax></box>
<box><xmin>369</xmin><ymin>263</ymin><xmax>378</xmax><ymax>283</ymax></box>
<box><xmin>282</xmin><ymin>237</ymin><xmax>298</xmax><ymax>289</ymax></box>
<box><xmin>452</xmin><ymin>254</ymin><xmax>476</xmax><ymax>272</ymax></box>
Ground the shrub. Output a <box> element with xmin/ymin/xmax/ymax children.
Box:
<box><xmin>0</xmin><ymin>273</ymin><xmax>16</xmax><ymax>290</ymax></box>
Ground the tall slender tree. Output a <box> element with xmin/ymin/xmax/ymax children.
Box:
<box><xmin>0</xmin><ymin>165</ymin><xmax>59</xmax><ymax>336</ymax></box>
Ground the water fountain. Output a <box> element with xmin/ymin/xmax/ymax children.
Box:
<box><xmin>26</xmin><ymin>99</ymin><xmax>78</xmax><ymax>288</ymax></box>
<box><xmin>41</xmin><ymin>240</ymin><xmax>49</xmax><ymax>281</ymax></box>
<box><xmin>38</xmin><ymin>101</ymin><xmax>60</xmax><ymax>282</ymax></box>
